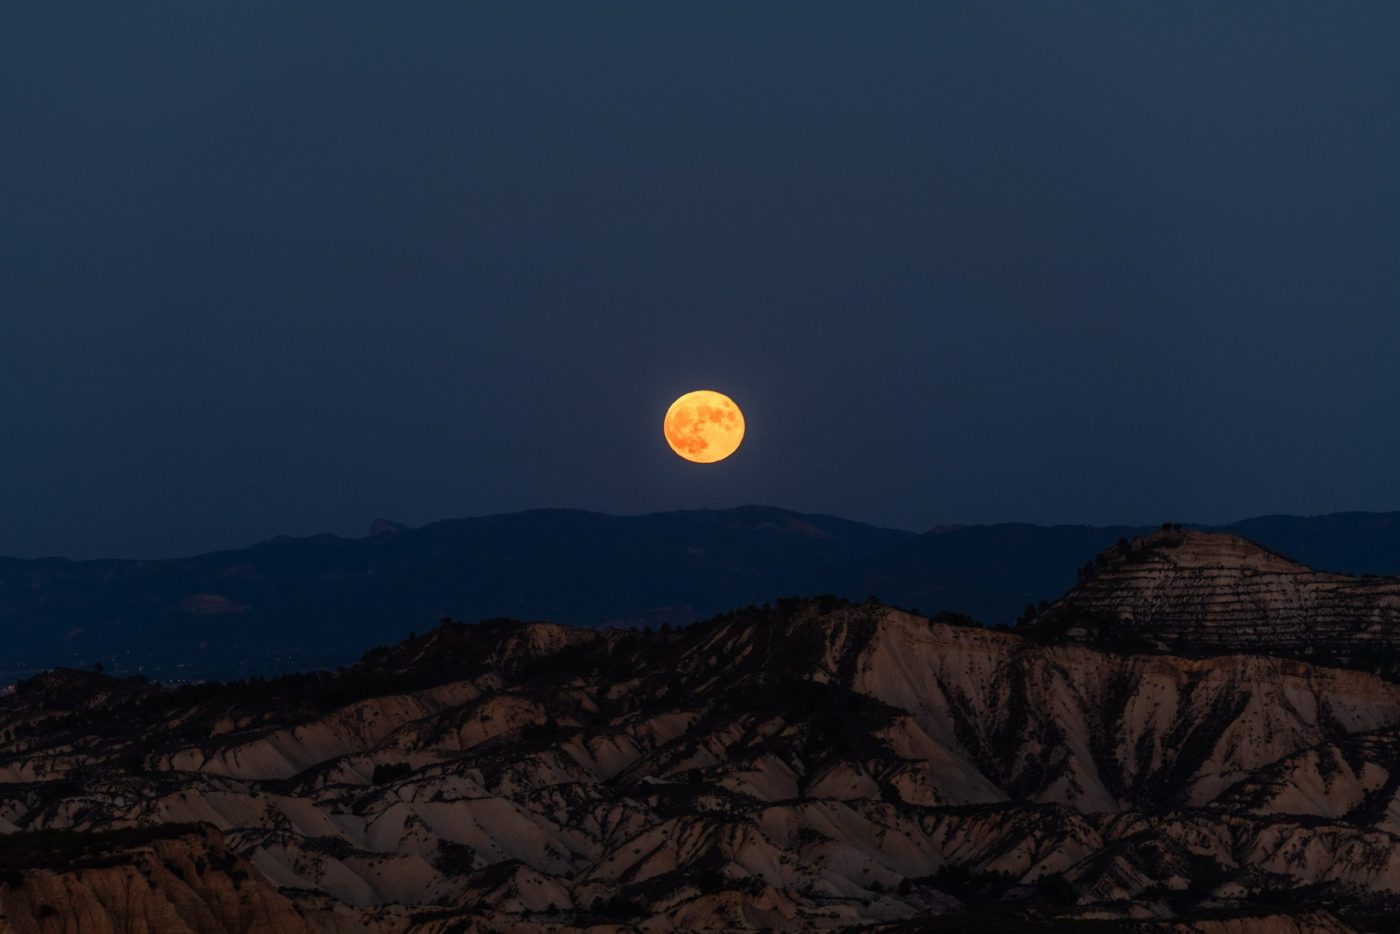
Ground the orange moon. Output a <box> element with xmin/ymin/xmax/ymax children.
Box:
<box><xmin>663</xmin><ymin>390</ymin><xmax>745</xmax><ymax>463</ymax></box>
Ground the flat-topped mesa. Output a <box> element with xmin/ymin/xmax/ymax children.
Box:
<box><xmin>1026</xmin><ymin>529</ymin><xmax>1400</xmax><ymax>667</ymax></box>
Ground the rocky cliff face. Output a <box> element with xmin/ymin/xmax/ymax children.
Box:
<box><xmin>5</xmin><ymin>534</ymin><xmax>1400</xmax><ymax>930</ymax></box>
<box><xmin>0</xmin><ymin>825</ymin><xmax>315</xmax><ymax>933</ymax></box>
<box><xmin>1029</xmin><ymin>530</ymin><xmax>1400</xmax><ymax>673</ymax></box>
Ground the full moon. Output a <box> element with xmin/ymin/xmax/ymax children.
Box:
<box><xmin>664</xmin><ymin>390</ymin><xmax>745</xmax><ymax>463</ymax></box>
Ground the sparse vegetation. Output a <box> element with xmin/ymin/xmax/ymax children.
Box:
<box><xmin>0</xmin><ymin>824</ymin><xmax>209</xmax><ymax>873</ymax></box>
<box><xmin>371</xmin><ymin>761</ymin><xmax>413</xmax><ymax>784</ymax></box>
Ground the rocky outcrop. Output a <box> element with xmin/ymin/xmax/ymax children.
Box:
<box><xmin>1027</xmin><ymin>529</ymin><xmax>1400</xmax><ymax>672</ymax></box>
<box><xmin>0</xmin><ymin>826</ymin><xmax>317</xmax><ymax>933</ymax></box>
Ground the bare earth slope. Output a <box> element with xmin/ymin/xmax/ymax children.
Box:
<box><xmin>7</xmin><ymin>544</ymin><xmax>1400</xmax><ymax>931</ymax></box>
<box><xmin>0</xmin><ymin>825</ymin><xmax>316</xmax><ymax>933</ymax></box>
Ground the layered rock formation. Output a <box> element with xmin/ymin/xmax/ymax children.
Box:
<box><xmin>4</xmin><ymin>533</ymin><xmax>1400</xmax><ymax>930</ymax></box>
<box><xmin>0</xmin><ymin>825</ymin><xmax>315</xmax><ymax>932</ymax></box>
<box><xmin>1028</xmin><ymin>529</ymin><xmax>1400</xmax><ymax>672</ymax></box>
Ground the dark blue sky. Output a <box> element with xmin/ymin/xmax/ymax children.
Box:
<box><xmin>3</xmin><ymin>3</ymin><xmax>1399</xmax><ymax>559</ymax></box>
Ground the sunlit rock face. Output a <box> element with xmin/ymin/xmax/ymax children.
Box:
<box><xmin>6</xmin><ymin>540</ymin><xmax>1400</xmax><ymax>930</ymax></box>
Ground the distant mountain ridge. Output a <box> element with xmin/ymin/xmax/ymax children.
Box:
<box><xmin>5</xmin><ymin>506</ymin><xmax>1400</xmax><ymax>679</ymax></box>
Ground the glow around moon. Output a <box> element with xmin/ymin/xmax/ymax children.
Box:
<box><xmin>664</xmin><ymin>390</ymin><xmax>745</xmax><ymax>463</ymax></box>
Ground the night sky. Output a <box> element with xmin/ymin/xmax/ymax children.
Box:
<box><xmin>4</xmin><ymin>4</ymin><xmax>1399</xmax><ymax>559</ymax></box>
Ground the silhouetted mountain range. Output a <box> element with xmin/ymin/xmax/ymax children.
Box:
<box><xmin>5</xmin><ymin>506</ymin><xmax>1400</xmax><ymax>679</ymax></box>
